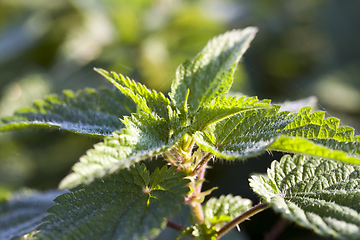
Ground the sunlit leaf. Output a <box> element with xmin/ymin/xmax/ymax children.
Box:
<box><xmin>250</xmin><ymin>154</ymin><xmax>360</xmax><ymax>239</ymax></box>
<box><xmin>0</xmin><ymin>88</ymin><xmax>136</xmax><ymax>137</ymax></box>
<box><xmin>169</xmin><ymin>27</ymin><xmax>258</xmax><ymax>113</ymax></box>
<box><xmin>95</xmin><ymin>68</ymin><xmax>171</xmax><ymax>121</ymax></box>
<box><xmin>193</xmin><ymin>106</ymin><xmax>360</xmax><ymax>165</ymax></box>
<box><xmin>203</xmin><ymin>194</ymin><xmax>252</xmax><ymax>229</ymax></box>
<box><xmin>60</xmin><ymin>112</ymin><xmax>186</xmax><ymax>189</ymax></box>
<box><xmin>179</xmin><ymin>224</ymin><xmax>217</xmax><ymax>240</ymax></box>
<box><xmin>191</xmin><ymin>96</ymin><xmax>271</xmax><ymax>131</ymax></box>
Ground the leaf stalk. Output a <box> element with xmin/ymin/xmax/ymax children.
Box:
<box><xmin>216</xmin><ymin>202</ymin><xmax>270</xmax><ymax>239</ymax></box>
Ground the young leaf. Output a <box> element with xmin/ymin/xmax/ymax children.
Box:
<box><xmin>0</xmin><ymin>190</ymin><xmax>65</xmax><ymax>240</ymax></box>
<box><xmin>250</xmin><ymin>154</ymin><xmax>360</xmax><ymax>240</ymax></box>
<box><xmin>191</xmin><ymin>96</ymin><xmax>272</xmax><ymax>131</ymax></box>
<box><xmin>203</xmin><ymin>195</ymin><xmax>252</xmax><ymax>229</ymax></box>
<box><xmin>179</xmin><ymin>224</ymin><xmax>218</xmax><ymax>240</ymax></box>
<box><xmin>36</xmin><ymin>164</ymin><xmax>190</xmax><ymax>240</ymax></box>
<box><xmin>193</xmin><ymin>106</ymin><xmax>360</xmax><ymax>165</ymax></box>
<box><xmin>0</xmin><ymin>87</ymin><xmax>136</xmax><ymax>137</ymax></box>
<box><xmin>193</xmin><ymin>105</ymin><xmax>293</xmax><ymax>159</ymax></box>
<box><xmin>169</xmin><ymin>27</ymin><xmax>258</xmax><ymax>113</ymax></box>
<box><xmin>95</xmin><ymin>68</ymin><xmax>171</xmax><ymax>121</ymax></box>
<box><xmin>60</xmin><ymin>112</ymin><xmax>186</xmax><ymax>189</ymax></box>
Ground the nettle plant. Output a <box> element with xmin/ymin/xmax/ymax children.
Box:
<box><xmin>1</xmin><ymin>27</ymin><xmax>360</xmax><ymax>240</ymax></box>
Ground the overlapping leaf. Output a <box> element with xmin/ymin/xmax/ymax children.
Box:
<box><xmin>203</xmin><ymin>194</ymin><xmax>252</xmax><ymax>229</ymax></box>
<box><xmin>60</xmin><ymin>112</ymin><xmax>186</xmax><ymax>189</ymax></box>
<box><xmin>169</xmin><ymin>27</ymin><xmax>258</xmax><ymax>113</ymax></box>
<box><xmin>37</xmin><ymin>164</ymin><xmax>189</xmax><ymax>240</ymax></box>
<box><xmin>193</xmin><ymin>106</ymin><xmax>360</xmax><ymax>164</ymax></box>
<box><xmin>193</xmin><ymin>105</ymin><xmax>293</xmax><ymax>159</ymax></box>
<box><xmin>0</xmin><ymin>190</ymin><xmax>65</xmax><ymax>240</ymax></box>
<box><xmin>250</xmin><ymin>154</ymin><xmax>360</xmax><ymax>239</ymax></box>
<box><xmin>191</xmin><ymin>96</ymin><xmax>271</xmax><ymax>131</ymax></box>
<box><xmin>0</xmin><ymin>88</ymin><xmax>136</xmax><ymax>137</ymax></box>
<box><xmin>95</xmin><ymin>68</ymin><xmax>171</xmax><ymax>121</ymax></box>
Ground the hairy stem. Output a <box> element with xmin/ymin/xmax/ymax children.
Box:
<box><xmin>163</xmin><ymin>152</ymin><xmax>179</xmax><ymax>167</ymax></box>
<box><xmin>189</xmin><ymin>178</ymin><xmax>204</xmax><ymax>223</ymax></box>
<box><xmin>193</xmin><ymin>152</ymin><xmax>213</xmax><ymax>176</ymax></box>
<box><xmin>187</xmin><ymin>152</ymin><xmax>214</xmax><ymax>224</ymax></box>
<box><xmin>196</xmin><ymin>162</ymin><xmax>207</xmax><ymax>195</ymax></box>
<box><xmin>216</xmin><ymin>202</ymin><xmax>270</xmax><ymax>239</ymax></box>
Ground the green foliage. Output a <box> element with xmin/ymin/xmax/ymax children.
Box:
<box><xmin>169</xmin><ymin>27</ymin><xmax>258</xmax><ymax>113</ymax></box>
<box><xmin>250</xmin><ymin>154</ymin><xmax>360</xmax><ymax>239</ymax></box>
<box><xmin>59</xmin><ymin>112</ymin><xmax>186</xmax><ymax>189</ymax></box>
<box><xmin>1</xmin><ymin>27</ymin><xmax>360</xmax><ymax>239</ymax></box>
<box><xmin>0</xmin><ymin>88</ymin><xmax>136</xmax><ymax>137</ymax></box>
<box><xmin>191</xmin><ymin>96</ymin><xmax>271</xmax><ymax>131</ymax></box>
<box><xmin>204</xmin><ymin>195</ymin><xmax>252</xmax><ymax>229</ymax></box>
<box><xmin>95</xmin><ymin>69</ymin><xmax>171</xmax><ymax>122</ymax></box>
<box><xmin>179</xmin><ymin>224</ymin><xmax>218</xmax><ymax>240</ymax></box>
<box><xmin>194</xmin><ymin>105</ymin><xmax>360</xmax><ymax>164</ymax></box>
<box><xmin>0</xmin><ymin>190</ymin><xmax>64</xmax><ymax>240</ymax></box>
<box><xmin>37</xmin><ymin>164</ymin><xmax>189</xmax><ymax>240</ymax></box>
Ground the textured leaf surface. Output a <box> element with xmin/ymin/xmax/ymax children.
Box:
<box><xmin>250</xmin><ymin>154</ymin><xmax>360</xmax><ymax>239</ymax></box>
<box><xmin>169</xmin><ymin>27</ymin><xmax>258</xmax><ymax>113</ymax></box>
<box><xmin>96</xmin><ymin>69</ymin><xmax>171</xmax><ymax>121</ymax></box>
<box><xmin>0</xmin><ymin>190</ymin><xmax>64</xmax><ymax>240</ymax></box>
<box><xmin>0</xmin><ymin>88</ymin><xmax>136</xmax><ymax>137</ymax></box>
<box><xmin>203</xmin><ymin>194</ymin><xmax>252</xmax><ymax>229</ymax></box>
<box><xmin>191</xmin><ymin>96</ymin><xmax>271</xmax><ymax>131</ymax></box>
<box><xmin>60</xmin><ymin>112</ymin><xmax>186</xmax><ymax>189</ymax></box>
<box><xmin>193</xmin><ymin>106</ymin><xmax>360</xmax><ymax>164</ymax></box>
<box><xmin>37</xmin><ymin>164</ymin><xmax>189</xmax><ymax>240</ymax></box>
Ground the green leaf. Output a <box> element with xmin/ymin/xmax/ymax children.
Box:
<box><xmin>203</xmin><ymin>195</ymin><xmax>252</xmax><ymax>229</ymax></box>
<box><xmin>169</xmin><ymin>27</ymin><xmax>258</xmax><ymax>113</ymax></box>
<box><xmin>250</xmin><ymin>154</ymin><xmax>360</xmax><ymax>240</ymax></box>
<box><xmin>268</xmin><ymin>107</ymin><xmax>360</xmax><ymax>164</ymax></box>
<box><xmin>95</xmin><ymin>68</ymin><xmax>171</xmax><ymax>121</ymax></box>
<box><xmin>193</xmin><ymin>105</ymin><xmax>292</xmax><ymax>159</ymax></box>
<box><xmin>36</xmin><ymin>164</ymin><xmax>190</xmax><ymax>240</ymax></box>
<box><xmin>60</xmin><ymin>112</ymin><xmax>186</xmax><ymax>189</ymax></box>
<box><xmin>191</xmin><ymin>96</ymin><xmax>272</xmax><ymax>131</ymax></box>
<box><xmin>193</xmin><ymin>106</ymin><xmax>360</xmax><ymax>164</ymax></box>
<box><xmin>0</xmin><ymin>87</ymin><xmax>136</xmax><ymax>137</ymax></box>
<box><xmin>0</xmin><ymin>190</ymin><xmax>64</xmax><ymax>240</ymax></box>
<box><xmin>179</xmin><ymin>224</ymin><xmax>218</xmax><ymax>240</ymax></box>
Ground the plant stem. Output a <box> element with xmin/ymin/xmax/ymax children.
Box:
<box><xmin>216</xmin><ymin>202</ymin><xmax>270</xmax><ymax>239</ymax></box>
<box><xmin>166</xmin><ymin>219</ymin><xmax>196</xmax><ymax>238</ymax></box>
<box><xmin>188</xmin><ymin>177</ymin><xmax>204</xmax><ymax>223</ymax></box>
<box><xmin>196</xmin><ymin>162</ymin><xmax>207</xmax><ymax>195</ymax></box>
<box><xmin>164</xmin><ymin>152</ymin><xmax>179</xmax><ymax>167</ymax></box>
<box><xmin>193</xmin><ymin>152</ymin><xmax>213</xmax><ymax>176</ymax></box>
<box><xmin>166</xmin><ymin>219</ymin><xmax>185</xmax><ymax>232</ymax></box>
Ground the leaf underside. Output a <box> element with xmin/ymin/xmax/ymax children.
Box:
<box><xmin>250</xmin><ymin>154</ymin><xmax>360</xmax><ymax>239</ymax></box>
<box><xmin>59</xmin><ymin>112</ymin><xmax>186</xmax><ymax>189</ymax></box>
<box><xmin>169</xmin><ymin>27</ymin><xmax>258</xmax><ymax>113</ymax></box>
<box><xmin>193</xmin><ymin>106</ymin><xmax>360</xmax><ymax>165</ymax></box>
<box><xmin>0</xmin><ymin>88</ymin><xmax>136</xmax><ymax>137</ymax></box>
<box><xmin>0</xmin><ymin>190</ymin><xmax>65</xmax><ymax>240</ymax></box>
<box><xmin>203</xmin><ymin>194</ymin><xmax>252</xmax><ymax>229</ymax></box>
<box><xmin>37</xmin><ymin>164</ymin><xmax>189</xmax><ymax>240</ymax></box>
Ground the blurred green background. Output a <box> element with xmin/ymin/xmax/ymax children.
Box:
<box><xmin>1</xmin><ymin>0</ymin><xmax>360</xmax><ymax>239</ymax></box>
